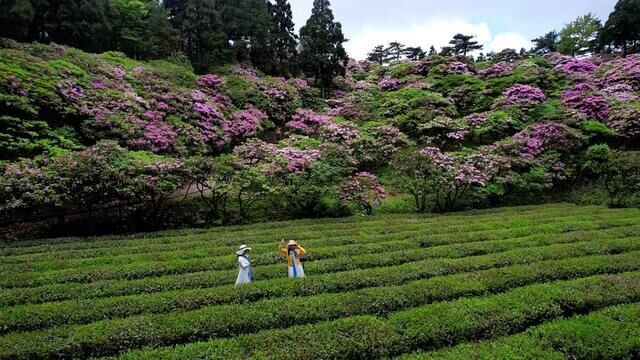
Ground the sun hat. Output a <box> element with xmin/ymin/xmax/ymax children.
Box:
<box><xmin>287</xmin><ymin>240</ymin><xmax>297</xmax><ymax>246</ymax></box>
<box><xmin>236</xmin><ymin>244</ymin><xmax>251</xmax><ymax>255</ymax></box>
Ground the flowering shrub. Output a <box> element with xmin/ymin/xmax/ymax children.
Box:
<box><xmin>227</xmin><ymin>107</ymin><xmax>265</xmax><ymax>140</ymax></box>
<box><xmin>354</xmin><ymin>80</ymin><xmax>374</xmax><ymax>90</ymax></box>
<box><xmin>503</xmin><ymin>84</ymin><xmax>546</xmax><ymax>108</ymax></box>
<box><xmin>285</xmin><ymin>108</ymin><xmax>331</xmax><ymax>136</ymax></box>
<box><xmin>512</xmin><ymin>123</ymin><xmax>582</xmax><ymax>158</ymax></box>
<box><xmin>556</xmin><ymin>59</ymin><xmax>597</xmax><ymax>74</ymax></box>
<box><xmin>392</xmin><ymin>147</ymin><xmax>489</xmax><ymax>212</ymax></box>
<box><xmin>445</xmin><ymin>61</ymin><xmax>472</xmax><ymax>75</ymax></box>
<box><xmin>606</xmin><ymin>105</ymin><xmax>640</xmax><ymax>140</ymax></box>
<box><xmin>378</xmin><ymin>77</ymin><xmax>401</xmax><ymax>91</ymax></box>
<box><xmin>197</xmin><ymin>74</ymin><xmax>226</xmax><ymax>90</ymax></box>
<box><xmin>561</xmin><ymin>82</ymin><xmax>610</xmax><ymax>121</ymax></box>
<box><xmin>417</xmin><ymin>116</ymin><xmax>470</xmax><ymax>147</ymax></box>
<box><xmin>478</xmin><ymin>62</ymin><xmax>516</xmax><ymax>79</ymax></box>
<box><xmin>340</xmin><ymin>172</ymin><xmax>385</xmax><ymax>215</ymax></box>
<box><xmin>601</xmin><ymin>54</ymin><xmax>640</xmax><ymax>91</ymax></box>
<box><xmin>601</xmin><ymin>83</ymin><xmax>637</xmax><ymax>102</ymax></box>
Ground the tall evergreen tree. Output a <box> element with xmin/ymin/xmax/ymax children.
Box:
<box><xmin>385</xmin><ymin>41</ymin><xmax>406</xmax><ymax>61</ymax></box>
<box><xmin>0</xmin><ymin>0</ymin><xmax>35</xmax><ymax>41</ymax></box>
<box><xmin>43</xmin><ymin>0</ymin><xmax>112</xmax><ymax>52</ymax></box>
<box><xmin>367</xmin><ymin>45</ymin><xmax>387</xmax><ymax>65</ymax></box>
<box><xmin>109</xmin><ymin>0</ymin><xmax>153</xmax><ymax>58</ymax></box>
<box><xmin>428</xmin><ymin>45</ymin><xmax>437</xmax><ymax>56</ymax></box>
<box><xmin>449</xmin><ymin>33</ymin><xmax>483</xmax><ymax>56</ymax></box>
<box><xmin>600</xmin><ymin>0</ymin><xmax>640</xmax><ymax>55</ymax></box>
<box><xmin>220</xmin><ymin>0</ymin><xmax>273</xmax><ymax>70</ymax></box>
<box><xmin>269</xmin><ymin>0</ymin><xmax>298</xmax><ymax>76</ymax></box>
<box><xmin>403</xmin><ymin>46</ymin><xmax>426</xmax><ymax>61</ymax></box>
<box><xmin>531</xmin><ymin>30</ymin><xmax>560</xmax><ymax>55</ymax></box>
<box><xmin>147</xmin><ymin>5</ymin><xmax>180</xmax><ymax>59</ymax></box>
<box><xmin>165</xmin><ymin>0</ymin><xmax>228</xmax><ymax>72</ymax></box>
<box><xmin>299</xmin><ymin>0</ymin><xmax>348</xmax><ymax>97</ymax></box>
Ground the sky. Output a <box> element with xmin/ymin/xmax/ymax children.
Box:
<box><xmin>288</xmin><ymin>0</ymin><xmax>617</xmax><ymax>59</ymax></box>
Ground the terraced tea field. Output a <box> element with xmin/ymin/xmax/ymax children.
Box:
<box><xmin>1</xmin><ymin>203</ymin><xmax>640</xmax><ymax>359</ymax></box>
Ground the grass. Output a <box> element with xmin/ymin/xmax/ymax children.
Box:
<box><xmin>0</xmin><ymin>203</ymin><xmax>639</xmax><ymax>359</ymax></box>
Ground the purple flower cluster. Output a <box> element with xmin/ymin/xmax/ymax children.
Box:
<box><xmin>606</xmin><ymin>105</ymin><xmax>640</xmax><ymax>140</ymax></box>
<box><xmin>513</xmin><ymin>123</ymin><xmax>581</xmax><ymax>158</ymax></box>
<box><xmin>378</xmin><ymin>77</ymin><xmax>401</xmax><ymax>91</ymax></box>
<box><xmin>133</xmin><ymin>121</ymin><xmax>178</xmax><ymax>152</ymax></box>
<box><xmin>466</xmin><ymin>113</ymin><xmax>488</xmax><ymax>127</ymax></box>
<box><xmin>56</xmin><ymin>80</ymin><xmax>85</xmax><ymax>100</ymax></box>
<box><xmin>561</xmin><ymin>82</ymin><xmax>610</xmax><ymax>121</ymax></box>
<box><xmin>602</xmin><ymin>54</ymin><xmax>640</xmax><ymax>91</ymax></box>
<box><xmin>478</xmin><ymin>62</ymin><xmax>516</xmax><ymax>78</ymax></box>
<box><xmin>286</xmin><ymin>108</ymin><xmax>331</xmax><ymax>136</ymax></box>
<box><xmin>601</xmin><ymin>83</ymin><xmax>637</xmax><ymax>102</ymax></box>
<box><xmin>228</xmin><ymin>107</ymin><xmax>265</xmax><ymax>139</ymax></box>
<box><xmin>320</xmin><ymin>122</ymin><xmax>362</xmax><ymax>146</ymax></box>
<box><xmin>197</xmin><ymin>74</ymin><xmax>226</xmax><ymax>90</ymax></box>
<box><xmin>557</xmin><ymin>59</ymin><xmax>597</xmax><ymax>74</ymax></box>
<box><xmin>444</xmin><ymin>61</ymin><xmax>472</xmax><ymax>75</ymax></box>
<box><xmin>504</xmin><ymin>84</ymin><xmax>546</xmax><ymax>106</ymax></box>
<box><xmin>419</xmin><ymin>147</ymin><xmax>488</xmax><ymax>186</ymax></box>
<box><xmin>277</xmin><ymin>147</ymin><xmax>321</xmax><ymax>174</ymax></box>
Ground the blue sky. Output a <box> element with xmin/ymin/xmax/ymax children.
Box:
<box><xmin>288</xmin><ymin>0</ymin><xmax>617</xmax><ymax>59</ymax></box>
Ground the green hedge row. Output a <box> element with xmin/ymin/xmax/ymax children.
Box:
<box><xmin>107</xmin><ymin>272</ymin><xmax>640</xmax><ymax>360</ymax></box>
<box><xmin>0</xmin><ymin>204</ymin><xmax>608</xmax><ymax>257</ymax></box>
<box><xmin>2</xmin><ymin>254</ymin><xmax>639</xmax><ymax>358</ymax></box>
<box><xmin>4</xmin><ymin>217</ymin><xmax>638</xmax><ymax>289</ymax></box>
<box><xmin>1</xmin><ymin>207</ymin><xmax>610</xmax><ymax>270</ymax></box>
<box><xmin>2</xmin><ymin>226</ymin><xmax>638</xmax><ymax>307</ymax></box>
<box><xmin>3</xmin><ymin>236</ymin><xmax>639</xmax><ymax>333</ymax></box>
<box><xmin>399</xmin><ymin>302</ymin><xmax>640</xmax><ymax>359</ymax></box>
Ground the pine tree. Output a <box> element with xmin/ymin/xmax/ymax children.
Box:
<box><xmin>367</xmin><ymin>45</ymin><xmax>387</xmax><ymax>65</ymax></box>
<box><xmin>449</xmin><ymin>33</ymin><xmax>483</xmax><ymax>56</ymax></box>
<box><xmin>0</xmin><ymin>0</ymin><xmax>35</xmax><ymax>41</ymax></box>
<box><xmin>428</xmin><ymin>45</ymin><xmax>437</xmax><ymax>56</ymax></box>
<box><xmin>147</xmin><ymin>5</ymin><xmax>180</xmax><ymax>59</ymax></box>
<box><xmin>600</xmin><ymin>0</ymin><xmax>640</xmax><ymax>55</ymax></box>
<box><xmin>269</xmin><ymin>0</ymin><xmax>298</xmax><ymax>76</ymax></box>
<box><xmin>531</xmin><ymin>30</ymin><xmax>560</xmax><ymax>55</ymax></box>
<box><xmin>385</xmin><ymin>41</ymin><xmax>406</xmax><ymax>62</ymax></box>
<box><xmin>220</xmin><ymin>0</ymin><xmax>273</xmax><ymax>70</ymax></box>
<box><xmin>299</xmin><ymin>0</ymin><xmax>348</xmax><ymax>97</ymax></box>
<box><xmin>44</xmin><ymin>0</ymin><xmax>112</xmax><ymax>53</ymax></box>
<box><xmin>165</xmin><ymin>0</ymin><xmax>228</xmax><ymax>72</ymax></box>
<box><xmin>403</xmin><ymin>46</ymin><xmax>425</xmax><ymax>61</ymax></box>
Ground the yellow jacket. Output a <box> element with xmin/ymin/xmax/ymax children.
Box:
<box><xmin>278</xmin><ymin>244</ymin><xmax>306</xmax><ymax>266</ymax></box>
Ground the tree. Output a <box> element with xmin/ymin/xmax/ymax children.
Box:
<box><xmin>299</xmin><ymin>0</ymin><xmax>348</xmax><ymax>98</ymax></box>
<box><xmin>600</xmin><ymin>0</ymin><xmax>640</xmax><ymax>55</ymax></box>
<box><xmin>109</xmin><ymin>0</ymin><xmax>153</xmax><ymax>58</ymax></box>
<box><xmin>449</xmin><ymin>33</ymin><xmax>483</xmax><ymax>56</ymax></box>
<box><xmin>43</xmin><ymin>0</ymin><xmax>113</xmax><ymax>53</ymax></box>
<box><xmin>531</xmin><ymin>30</ymin><xmax>560</xmax><ymax>55</ymax></box>
<box><xmin>0</xmin><ymin>0</ymin><xmax>35</xmax><ymax>41</ymax></box>
<box><xmin>476</xmin><ymin>52</ymin><xmax>486</xmax><ymax>62</ymax></box>
<box><xmin>385</xmin><ymin>41</ymin><xmax>406</xmax><ymax>61</ymax></box>
<box><xmin>165</xmin><ymin>0</ymin><xmax>228</xmax><ymax>72</ymax></box>
<box><xmin>146</xmin><ymin>5</ymin><xmax>180</xmax><ymax>59</ymax></box>
<box><xmin>428</xmin><ymin>45</ymin><xmax>437</xmax><ymax>56</ymax></box>
<box><xmin>269</xmin><ymin>0</ymin><xmax>299</xmax><ymax>76</ymax></box>
<box><xmin>558</xmin><ymin>13</ymin><xmax>602</xmax><ymax>56</ymax></box>
<box><xmin>403</xmin><ymin>46</ymin><xmax>426</xmax><ymax>61</ymax></box>
<box><xmin>367</xmin><ymin>45</ymin><xmax>388</xmax><ymax>65</ymax></box>
<box><xmin>220</xmin><ymin>0</ymin><xmax>273</xmax><ymax>71</ymax></box>
<box><xmin>439</xmin><ymin>46</ymin><xmax>454</xmax><ymax>56</ymax></box>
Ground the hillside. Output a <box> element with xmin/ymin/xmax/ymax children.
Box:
<box><xmin>0</xmin><ymin>203</ymin><xmax>639</xmax><ymax>358</ymax></box>
<box><xmin>1</xmin><ymin>39</ymin><xmax>640</xmax><ymax>238</ymax></box>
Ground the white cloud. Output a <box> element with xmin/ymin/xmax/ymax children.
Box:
<box><xmin>345</xmin><ymin>18</ymin><xmax>530</xmax><ymax>59</ymax></box>
<box><xmin>485</xmin><ymin>32</ymin><xmax>532</xmax><ymax>53</ymax></box>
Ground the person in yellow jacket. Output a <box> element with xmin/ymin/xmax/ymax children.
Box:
<box><xmin>278</xmin><ymin>239</ymin><xmax>306</xmax><ymax>278</ymax></box>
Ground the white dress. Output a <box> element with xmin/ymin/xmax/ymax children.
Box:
<box><xmin>288</xmin><ymin>251</ymin><xmax>305</xmax><ymax>278</ymax></box>
<box><xmin>235</xmin><ymin>256</ymin><xmax>252</xmax><ymax>285</ymax></box>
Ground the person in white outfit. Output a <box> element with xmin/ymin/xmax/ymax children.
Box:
<box><xmin>278</xmin><ymin>239</ymin><xmax>306</xmax><ymax>278</ymax></box>
<box><xmin>235</xmin><ymin>245</ymin><xmax>254</xmax><ymax>285</ymax></box>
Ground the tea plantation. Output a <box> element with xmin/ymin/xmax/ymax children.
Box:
<box><xmin>1</xmin><ymin>203</ymin><xmax>640</xmax><ymax>359</ymax></box>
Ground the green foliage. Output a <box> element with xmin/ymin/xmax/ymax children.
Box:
<box><xmin>558</xmin><ymin>13</ymin><xmax>603</xmax><ymax>56</ymax></box>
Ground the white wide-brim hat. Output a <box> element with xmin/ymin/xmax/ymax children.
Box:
<box><xmin>236</xmin><ymin>244</ymin><xmax>251</xmax><ymax>255</ymax></box>
<box><xmin>287</xmin><ymin>240</ymin><xmax>297</xmax><ymax>246</ymax></box>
